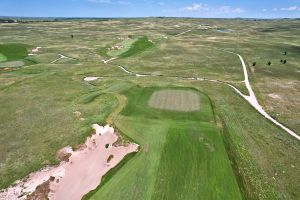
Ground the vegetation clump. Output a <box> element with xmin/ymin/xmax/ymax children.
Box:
<box><xmin>107</xmin><ymin>155</ymin><xmax>114</xmax><ymax>163</ymax></box>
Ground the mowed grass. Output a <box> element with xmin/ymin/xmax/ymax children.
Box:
<box><xmin>148</xmin><ymin>89</ymin><xmax>200</xmax><ymax>111</ymax></box>
<box><xmin>99</xmin><ymin>36</ymin><xmax>153</xmax><ymax>59</ymax></box>
<box><xmin>0</xmin><ymin>53</ymin><xmax>7</xmax><ymax>62</ymax></box>
<box><xmin>0</xmin><ymin>43</ymin><xmax>29</xmax><ymax>61</ymax></box>
<box><xmin>119</xmin><ymin>36</ymin><xmax>154</xmax><ymax>58</ymax></box>
<box><xmin>107</xmin><ymin>38</ymin><xmax>138</xmax><ymax>57</ymax></box>
<box><xmin>87</xmin><ymin>86</ymin><xmax>243</xmax><ymax>200</ymax></box>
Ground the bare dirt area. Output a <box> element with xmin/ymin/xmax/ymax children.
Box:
<box><xmin>0</xmin><ymin>124</ymin><xmax>139</xmax><ymax>200</ymax></box>
<box><xmin>148</xmin><ymin>89</ymin><xmax>200</xmax><ymax>112</ymax></box>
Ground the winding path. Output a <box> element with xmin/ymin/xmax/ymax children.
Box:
<box><xmin>50</xmin><ymin>54</ymin><xmax>74</xmax><ymax>64</ymax></box>
<box><xmin>229</xmin><ymin>53</ymin><xmax>300</xmax><ymax>140</ymax></box>
<box><xmin>97</xmin><ymin>36</ymin><xmax>300</xmax><ymax>140</ymax></box>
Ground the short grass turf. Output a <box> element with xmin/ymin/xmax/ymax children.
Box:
<box><xmin>86</xmin><ymin>86</ymin><xmax>243</xmax><ymax>200</ymax></box>
<box><xmin>107</xmin><ymin>38</ymin><xmax>138</xmax><ymax>57</ymax></box>
<box><xmin>99</xmin><ymin>36</ymin><xmax>153</xmax><ymax>59</ymax></box>
<box><xmin>0</xmin><ymin>43</ymin><xmax>29</xmax><ymax>61</ymax></box>
<box><xmin>148</xmin><ymin>89</ymin><xmax>200</xmax><ymax>111</ymax></box>
<box><xmin>0</xmin><ymin>53</ymin><xmax>7</xmax><ymax>62</ymax></box>
<box><xmin>119</xmin><ymin>36</ymin><xmax>154</xmax><ymax>58</ymax></box>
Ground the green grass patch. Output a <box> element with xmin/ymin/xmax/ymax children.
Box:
<box><xmin>107</xmin><ymin>38</ymin><xmax>138</xmax><ymax>57</ymax></box>
<box><xmin>152</xmin><ymin>123</ymin><xmax>242</xmax><ymax>200</ymax></box>
<box><xmin>119</xmin><ymin>36</ymin><xmax>154</xmax><ymax>58</ymax></box>
<box><xmin>0</xmin><ymin>53</ymin><xmax>7</xmax><ymax>62</ymax></box>
<box><xmin>0</xmin><ymin>44</ymin><xmax>29</xmax><ymax>61</ymax></box>
<box><xmin>121</xmin><ymin>86</ymin><xmax>213</xmax><ymax>122</ymax></box>
<box><xmin>99</xmin><ymin>36</ymin><xmax>154</xmax><ymax>59</ymax></box>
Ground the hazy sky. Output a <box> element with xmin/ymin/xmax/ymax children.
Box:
<box><xmin>1</xmin><ymin>0</ymin><xmax>300</xmax><ymax>18</ymax></box>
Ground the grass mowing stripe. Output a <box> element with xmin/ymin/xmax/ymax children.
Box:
<box><xmin>152</xmin><ymin>123</ymin><xmax>243</xmax><ymax>200</ymax></box>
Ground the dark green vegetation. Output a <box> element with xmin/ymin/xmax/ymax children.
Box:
<box><xmin>119</xmin><ymin>36</ymin><xmax>154</xmax><ymax>58</ymax></box>
<box><xmin>99</xmin><ymin>36</ymin><xmax>153</xmax><ymax>59</ymax></box>
<box><xmin>0</xmin><ymin>18</ymin><xmax>299</xmax><ymax>200</ymax></box>
<box><xmin>0</xmin><ymin>43</ymin><xmax>28</xmax><ymax>61</ymax></box>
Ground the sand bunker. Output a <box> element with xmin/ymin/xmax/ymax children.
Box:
<box><xmin>84</xmin><ymin>77</ymin><xmax>101</xmax><ymax>82</ymax></box>
<box><xmin>0</xmin><ymin>124</ymin><xmax>139</xmax><ymax>200</ymax></box>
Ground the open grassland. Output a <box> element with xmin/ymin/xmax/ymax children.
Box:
<box><xmin>148</xmin><ymin>89</ymin><xmax>200</xmax><ymax>111</ymax></box>
<box><xmin>0</xmin><ymin>18</ymin><xmax>299</xmax><ymax>199</ymax></box>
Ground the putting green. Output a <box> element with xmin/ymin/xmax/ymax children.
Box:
<box><xmin>0</xmin><ymin>53</ymin><xmax>7</xmax><ymax>62</ymax></box>
<box><xmin>148</xmin><ymin>89</ymin><xmax>200</xmax><ymax>112</ymax></box>
<box><xmin>86</xmin><ymin>87</ymin><xmax>243</xmax><ymax>200</ymax></box>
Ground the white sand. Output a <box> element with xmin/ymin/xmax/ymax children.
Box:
<box><xmin>102</xmin><ymin>57</ymin><xmax>116</xmax><ymax>64</ymax></box>
<box><xmin>84</xmin><ymin>77</ymin><xmax>101</xmax><ymax>82</ymax></box>
<box><xmin>49</xmin><ymin>126</ymin><xmax>138</xmax><ymax>200</ymax></box>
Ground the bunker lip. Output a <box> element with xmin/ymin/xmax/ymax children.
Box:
<box><xmin>0</xmin><ymin>124</ymin><xmax>139</xmax><ymax>200</ymax></box>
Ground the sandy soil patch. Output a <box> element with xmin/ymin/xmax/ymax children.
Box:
<box><xmin>207</xmin><ymin>37</ymin><xmax>217</xmax><ymax>40</ymax></box>
<box><xmin>268</xmin><ymin>93</ymin><xmax>282</xmax><ymax>100</ymax></box>
<box><xmin>0</xmin><ymin>124</ymin><xmax>139</xmax><ymax>200</ymax></box>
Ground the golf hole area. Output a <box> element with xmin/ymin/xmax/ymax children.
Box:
<box><xmin>148</xmin><ymin>89</ymin><xmax>200</xmax><ymax>112</ymax></box>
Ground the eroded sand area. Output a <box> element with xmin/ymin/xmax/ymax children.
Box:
<box><xmin>0</xmin><ymin>124</ymin><xmax>139</xmax><ymax>200</ymax></box>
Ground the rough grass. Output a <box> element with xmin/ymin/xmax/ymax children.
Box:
<box><xmin>148</xmin><ymin>89</ymin><xmax>200</xmax><ymax>111</ymax></box>
<box><xmin>0</xmin><ymin>66</ymin><xmax>118</xmax><ymax>189</ymax></box>
<box><xmin>0</xmin><ymin>61</ymin><xmax>24</xmax><ymax>68</ymax></box>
